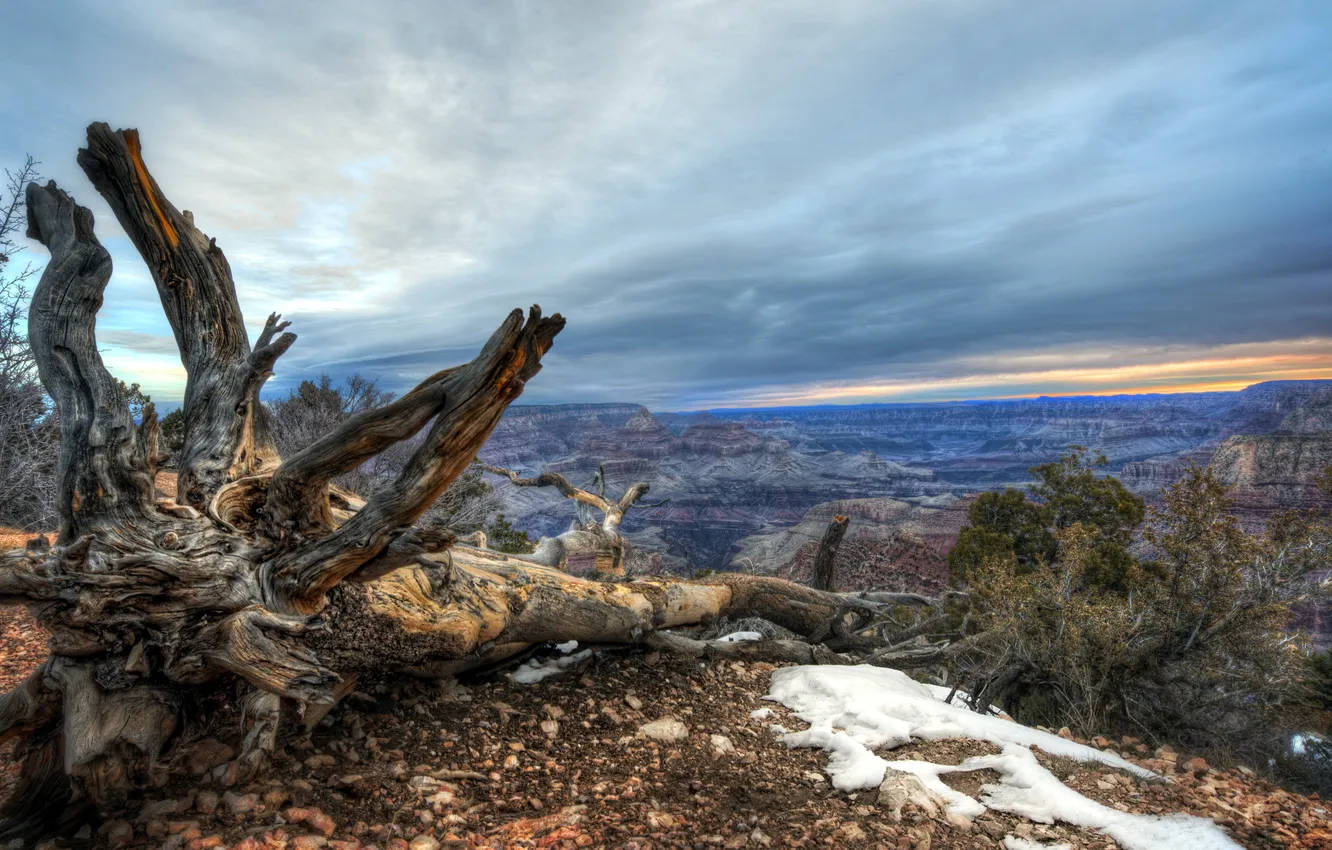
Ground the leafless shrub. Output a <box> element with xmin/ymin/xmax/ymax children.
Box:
<box><xmin>265</xmin><ymin>374</ymin><xmax>502</xmax><ymax>532</ymax></box>
<box><xmin>0</xmin><ymin>156</ymin><xmax>58</xmax><ymax>531</ymax></box>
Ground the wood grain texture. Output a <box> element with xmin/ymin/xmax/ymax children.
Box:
<box><xmin>78</xmin><ymin>124</ymin><xmax>294</xmax><ymax>508</ymax></box>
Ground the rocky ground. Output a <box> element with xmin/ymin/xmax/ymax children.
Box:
<box><xmin>1</xmin><ymin>588</ymin><xmax>1330</xmax><ymax>850</ymax></box>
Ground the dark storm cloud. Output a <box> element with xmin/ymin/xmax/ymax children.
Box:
<box><xmin>4</xmin><ymin>0</ymin><xmax>1330</xmax><ymax>407</ymax></box>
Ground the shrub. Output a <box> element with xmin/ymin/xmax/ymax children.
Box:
<box><xmin>951</xmin><ymin>463</ymin><xmax>1328</xmax><ymax>767</ymax></box>
<box><xmin>948</xmin><ymin>447</ymin><xmax>1144</xmax><ymax>591</ymax></box>
<box><xmin>485</xmin><ymin>513</ymin><xmax>536</xmax><ymax>554</ymax></box>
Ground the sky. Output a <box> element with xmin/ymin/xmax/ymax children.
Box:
<box><xmin>3</xmin><ymin>0</ymin><xmax>1331</xmax><ymax>410</ymax></box>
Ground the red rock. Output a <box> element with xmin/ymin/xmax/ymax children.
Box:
<box><xmin>308</xmin><ymin>810</ymin><xmax>337</xmax><ymax>838</ymax></box>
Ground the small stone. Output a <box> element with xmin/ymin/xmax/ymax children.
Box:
<box><xmin>104</xmin><ymin>820</ymin><xmax>134</xmax><ymax>847</ymax></box>
<box><xmin>625</xmin><ymin>694</ymin><xmax>643</xmax><ymax>711</ymax></box>
<box><xmin>211</xmin><ymin>760</ymin><xmax>238</xmax><ymax>787</ymax></box>
<box><xmin>840</xmin><ymin>823</ymin><xmax>867</xmax><ymax>842</ymax></box>
<box><xmin>1057</xmin><ymin>727</ymin><xmax>1073</xmax><ymax>740</ymax></box>
<box><xmin>877</xmin><ymin>768</ymin><xmax>941</xmax><ymax>822</ymax></box>
<box><xmin>285</xmin><ymin>807</ymin><xmax>311</xmax><ymax>823</ymax></box>
<box><xmin>308</xmin><ymin>811</ymin><xmax>337</xmax><ymax>838</ymax></box>
<box><xmin>540</xmin><ymin>719</ymin><xmax>560</xmax><ymax>738</ymax></box>
<box><xmin>304</xmin><ymin>754</ymin><xmax>337</xmax><ymax>769</ymax></box>
<box><xmin>263</xmin><ymin>788</ymin><xmax>291</xmax><ymax>810</ymax></box>
<box><xmin>409</xmin><ymin>837</ymin><xmax>439</xmax><ymax>850</ymax></box>
<box><xmin>289</xmin><ymin>837</ymin><xmax>328</xmax><ymax>850</ymax></box>
<box><xmin>648</xmin><ymin>812</ymin><xmax>677</xmax><ymax>830</ymax></box>
<box><xmin>1183</xmin><ymin>756</ymin><xmax>1210</xmax><ymax>774</ymax></box>
<box><xmin>194</xmin><ymin>791</ymin><xmax>219</xmax><ymax>815</ymax></box>
<box><xmin>638</xmin><ymin>718</ymin><xmax>689</xmax><ymax>742</ymax></box>
<box><xmin>979</xmin><ymin>819</ymin><xmax>1006</xmax><ymax>839</ymax></box>
<box><xmin>223</xmin><ymin>791</ymin><xmax>259</xmax><ymax>815</ymax></box>
<box><xmin>185</xmin><ymin>739</ymin><xmax>234</xmax><ymax>777</ymax></box>
<box><xmin>709</xmin><ymin>734</ymin><xmax>735</xmax><ymax>755</ymax></box>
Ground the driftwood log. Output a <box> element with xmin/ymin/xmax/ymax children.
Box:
<box><xmin>0</xmin><ymin>124</ymin><xmax>937</xmax><ymax>841</ymax></box>
<box><xmin>479</xmin><ymin>464</ymin><xmax>664</xmax><ymax>575</ymax></box>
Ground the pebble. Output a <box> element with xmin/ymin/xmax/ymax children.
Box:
<box><xmin>638</xmin><ymin>717</ymin><xmax>689</xmax><ymax>742</ymax></box>
<box><xmin>194</xmin><ymin>791</ymin><xmax>219</xmax><ymax>815</ymax></box>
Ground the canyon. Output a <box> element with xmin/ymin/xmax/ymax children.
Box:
<box><xmin>476</xmin><ymin>380</ymin><xmax>1332</xmax><ymax>588</ymax></box>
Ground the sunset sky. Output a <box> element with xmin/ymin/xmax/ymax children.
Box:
<box><xmin>4</xmin><ymin>0</ymin><xmax>1331</xmax><ymax>410</ymax></box>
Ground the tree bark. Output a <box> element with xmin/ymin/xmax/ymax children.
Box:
<box><xmin>0</xmin><ymin>125</ymin><xmax>903</xmax><ymax>842</ymax></box>
<box><xmin>812</xmin><ymin>514</ymin><xmax>850</xmax><ymax>592</ymax></box>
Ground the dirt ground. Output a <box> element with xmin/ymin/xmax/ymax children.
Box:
<box><xmin>1</xmin><ymin>527</ymin><xmax>1329</xmax><ymax>849</ymax></box>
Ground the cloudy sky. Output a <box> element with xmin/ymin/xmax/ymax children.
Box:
<box><xmin>4</xmin><ymin>0</ymin><xmax>1331</xmax><ymax>409</ymax></box>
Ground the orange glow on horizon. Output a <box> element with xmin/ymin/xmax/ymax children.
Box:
<box><xmin>697</xmin><ymin>344</ymin><xmax>1332</xmax><ymax>408</ymax></box>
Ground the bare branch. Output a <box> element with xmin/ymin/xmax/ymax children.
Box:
<box><xmin>269</xmin><ymin>306</ymin><xmax>564</xmax><ymax>610</ymax></box>
<box><xmin>479</xmin><ymin>464</ymin><xmax>613</xmax><ymax>512</ymax></box>
<box><xmin>265</xmin><ymin>366</ymin><xmax>464</xmax><ymax>537</ymax></box>
<box><xmin>24</xmin><ymin>181</ymin><xmax>157</xmax><ymax>539</ymax></box>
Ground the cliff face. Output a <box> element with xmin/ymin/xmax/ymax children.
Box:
<box><xmin>730</xmin><ymin>496</ymin><xmax>969</xmax><ymax>594</ymax></box>
<box><xmin>1208</xmin><ymin>434</ymin><xmax>1332</xmax><ymax>530</ymax></box>
<box><xmin>480</xmin><ymin>403</ymin><xmax>643</xmax><ymax>467</ymax></box>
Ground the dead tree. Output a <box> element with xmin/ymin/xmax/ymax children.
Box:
<box><xmin>811</xmin><ymin>514</ymin><xmax>850</xmax><ymax>591</ymax></box>
<box><xmin>0</xmin><ymin>125</ymin><xmax>920</xmax><ymax>840</ymax></box>
<box><xmin>479</xmin><ymin>464</ymin><xmax>663</xmax><ymax>575</ymax></box>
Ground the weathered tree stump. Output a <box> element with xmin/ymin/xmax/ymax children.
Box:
<box><xmin>0</xmin><ymin>125</ymin><xmax>883</xmax><ymax>841</ymax></box>
<box><xmin>812</xmin><ymin>514</ymin><xmax>850</xmax><ymax>591</ymax></box>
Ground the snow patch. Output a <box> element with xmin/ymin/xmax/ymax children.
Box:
<box><xmin>716</xmin><ymin>631</ymin><xmax>765</xmax><ymax>643</ymax></box>
<box><xmin>767</xmin><ymin>666</ymin><xmax>1152</xmax><ymax>781</ymax></box>
<box><xmin>554</xmin><ymin>640</ymin><xmax>579</xmax><ymax>654</ymax></box>
<box><xmin>509</xmin><ymin>649</ymin><xmax>592</xmax><ymax>684</ymax></box>
<box><xmin>971</xmin><ymin>745</ymin><xmax>1237</xmax><ymax>850</ymax></box>
<box><xmin>749</xmin><ymin>707</ymin><xmax>773</xmax><ymax>720</ymax></box>
<box><xmin>765</xmin><ymin>665</ymin><xmax>1240</xmax><ymax>850</ymax></box>
<box><xmin>1003</xmin><ymin>838</ymin><xmax>1071</xmax><ymax>850</ymax></box>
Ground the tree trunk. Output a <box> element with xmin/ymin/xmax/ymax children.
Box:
<box><xmin>0</xmin><ymin>126</ymin><xmax>890</xmax><ymax>841</ymax></box>
<box><xmin>812</xmin><ymin>514</ymin><xmax>850</xmax><ymax>591</ymax></box>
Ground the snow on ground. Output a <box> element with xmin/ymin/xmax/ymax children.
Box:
<box><xmin>765</xmin><ymin>665</ymin><xmax>1241</xmax><ymax>850</ymax></box>
<box><xmin>715</xmin><ymin>631</ymin><xmax>765</xmax><ymax>643</ymax></box>
<box><xmin>509</xmin><ymin>649</ymin><xmax>593</xmax><ymax>684</ymax></box>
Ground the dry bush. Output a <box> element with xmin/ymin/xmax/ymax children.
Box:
<box><xmin>951</xmin><ymin>464</ymin><xmax>1330</xmax><ymax>767</ymax></box>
